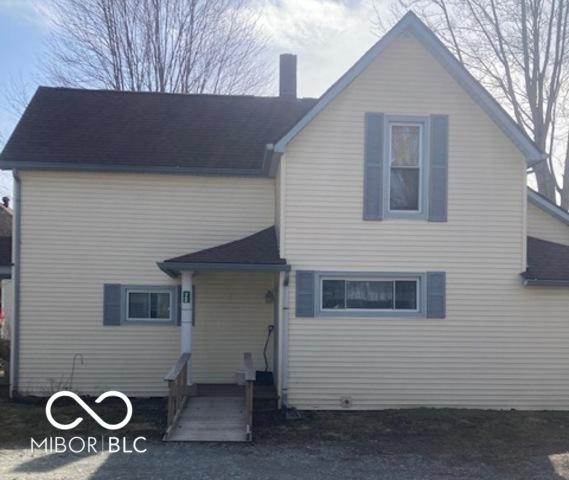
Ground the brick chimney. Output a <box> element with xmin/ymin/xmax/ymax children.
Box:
<box><xmin>279</xmin><ymin>54</ymin><xmax>297</xmax><ymax>99</ymax></box>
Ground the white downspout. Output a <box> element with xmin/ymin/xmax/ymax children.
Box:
<box><xmin>180</xmin><ymin>271</ymin><xmax>194</xmax><ymax>385</ymax></box>
<box><xmin>280</xmin><ymin>271</ymin><xmax>290</xmax><ymax>407</ymax></box>
<box><xmin>9</xmin><ymin>170</ymin><xmax>21</xmax><ymax>398</ymax></box>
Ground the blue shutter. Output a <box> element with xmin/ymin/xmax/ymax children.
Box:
<box><xmin>296</xmin><ymin>271</ymin><xmax>315</xmax><ymax>317</ymax></box>
<box><xmin>103</xmin><ymin>284</ymin><xmax>122</xmax><ymax>326</ymax></box>
<box><xmin>363</xmin><ymin>113</ymin><xmax>384</xmax><ymax>220</ymax></box>
<box><xmin>426</xmin><ymin>272</ymin><xmax>446</xmax><ymax>319</ymax></box>
<box><xmin>429</xmin><ymin>115</ymin><xmax>449</xmax><ymax>222</ymax></box>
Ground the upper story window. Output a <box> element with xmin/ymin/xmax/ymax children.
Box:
<box><xmin>126</xmin><ymin>288</ymin><xmax>173</xmax><ymax>323</ymax></box>
<box><xmin>363</xmin><ymin>113</ymin><xmax>447</xmax><ymax>223</ymax></box>
<box><xmin>389</xmin><ymin>123</ymin><xmax>423</xmax><ymax>212</ymax></box>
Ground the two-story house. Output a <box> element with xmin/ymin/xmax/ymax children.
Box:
<box><xmin>1</xmin><ymin>12</ymin><xmax>569</xmax><ymax>440</ymax></box>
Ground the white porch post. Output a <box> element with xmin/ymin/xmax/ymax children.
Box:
<box><xmin>181</xmin><ymin>271</ymin><xmax>194</xmax><ymax>385</ymax></box>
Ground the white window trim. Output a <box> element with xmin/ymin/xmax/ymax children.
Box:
<box><xmin>388</xmin><ymin>122</ymin><xmax>423</xmax><ymax>214</ymax></box>
<box><xmin>122</xmin><ymin>285</ymin><xmax>176</xmax><ymax>325</ymax></box>
<box><xmin>316</xmin><ymin>272</ymin><xmax>426</xmax><ymax>318</ymax></box>
<box><xmin>383</xmin><ymin>115</ymin><xmax>430</xmax><ymax>220</ymax></box>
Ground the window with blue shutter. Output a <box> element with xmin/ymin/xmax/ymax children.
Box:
<box><xmin>104</xmin><ymin>284</ymin><xmax>179</xmax><ymax>325</ymax></box>
<box><xmin>363</xmin><ymin>113</ymin><xmax>448</xmax><ymax>222</ymax></box>
<box><xmin>363</xmin><ymin>113</ymin><xmax>384</xmax><ymax>220</ymax></box>
<box><xmin>429</xmin><ymin>115</ymin><xmax>449</xmax><ymax>222</ymax></box>
<box><xmin>307</xmin><ymin>272</ymin><xmax>446</xmax><ymax>319</ymax></box>
<box><xmin>296</xmin><ymin>271</ymin><xmax>315</xmax><ymax>317</ymax></box>
<box><xmin>426</xmin><ymin>272</ymin><xmax>446</xmax><ymax>319</ymax></box>
<box><xmin>103</xmin><ymin>284</ymin><xmax>122</xmax><ymax>326</ymax></box>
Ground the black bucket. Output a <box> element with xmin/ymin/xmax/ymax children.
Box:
<box><xmin>255</xmin><ymin>371</ymin><xmax>274</xmax><ymax>385</ymax></box>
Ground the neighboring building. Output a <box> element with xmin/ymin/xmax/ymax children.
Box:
<box><xmin>1</xmin><ymin>12</ymin><xmax>569</xmax><ymax>412</ymax></box>
<box><xmin>0</xmin><ymin>199</ymin><xmax>12</xmax><ymax>340</ymax></box>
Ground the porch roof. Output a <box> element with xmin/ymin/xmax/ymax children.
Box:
<box><xmin>158</xmin><ymin>226</ymin><xmax>288</xmax><ymax>277</ymax></box>
<box><xmin>522</xmin><ymin>236</ymin><xmax>569</xmax><ymax>286</ymax></box>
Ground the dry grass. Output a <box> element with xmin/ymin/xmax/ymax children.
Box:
<box><xmin>0</xmin><ymin>395</ymin><xmax>165</xmax><ymax>447</ymax></box>
<box><xmin>2</xmin><ymin>392</ymin><xmax>569</xmax><ymax>466</ymax></box>
<box><xmin>255</xmin><ymin>408</ymin><xmax>569</xmax><ymax>459</ymax></box>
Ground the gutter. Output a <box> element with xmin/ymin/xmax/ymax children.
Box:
<box><xmin>0</xmin><ymin>161</ymin><xmax>267</xmax><ymax>178</ymax></box>
<box><xmin>262</xmin><ymin>144</ymin><xmax>283</xmax><ymax>178</ymax></box>
<box><xmin>523</xmin><ymin>278</ymin><xmax>569</xmax><ymax>287</ymax></box>
<box><xmin>527</xmin><ymin>154</ymin><xmax>548</xmax><ymax>169</ymax></box>
<box><xmin>157</xmin><ymin>261</ymin><xmax>290</xmax><ymax>278</ymax></box>
<box><xmin>527</xmin><ymin>188</ymin><xmax>569</xmax><ymax>227</ymax></box>
<box><xmin>9</xmin><ymin>170</ymin><xmax>21</xmax><ymax>398</ymax></box>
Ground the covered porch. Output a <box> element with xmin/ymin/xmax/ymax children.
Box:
<box><xmin>157</xmin><ymin>227</ymin><xmax>289</xmax><ymax>442</ymax></box>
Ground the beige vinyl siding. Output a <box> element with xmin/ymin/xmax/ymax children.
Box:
<box><xmin>18</xmin><ymin>171</ymin><xmax>274</xmax><ymax>396</ymax></box>
<box><xmin>283</xmin><ymin>34</ymin><xmax>569</xmax><ymax>410</ymax></box>
<box><xmin>527</xmin><ymin>202</ymin><xmax>569</xmax><ymax>246</ymax></box>
<box><xmin>192</xmin><ymin>271</ymin><xmax>275</xmax><ymax>384</ymax></box>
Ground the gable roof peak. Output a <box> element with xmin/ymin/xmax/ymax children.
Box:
<box><xmin>273</xmin><ymin>10</ymin><xmax>544</xmax><ymax>167</ymax></box>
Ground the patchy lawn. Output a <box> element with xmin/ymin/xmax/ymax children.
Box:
<box><xmin>2</xmin><ymin>396</ymin><xmax>569</xmax><ymax>479</ymax></box>
<box><xmin>0</xmin><ymin>395</ymin><xmax>166</xmax><ymax>447</ymax></box>
<box><xmin>256</xmin><ymin>408</ymin><xmax>569</xmax><ymax>456</ymax></box>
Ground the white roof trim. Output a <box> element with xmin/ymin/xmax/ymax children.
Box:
<box><xmin>274</xmin><ymin>11</ymin><xmax>544</xmax><ymax>166</ymax></box>
<box><xmin>528</xmin><ymin>188</ymin><xmax>569</xmax><ymax>227</ymax></box>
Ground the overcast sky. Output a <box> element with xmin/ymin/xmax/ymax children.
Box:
<box><xmin>0</xmin><ymin>0</ymin><xmax>385</xmax><ymax>197</ymax></box>
<box><xmin>0</xmin><ymin>0</ymin><xmax>381</xmax><ymax>144</ymax></box>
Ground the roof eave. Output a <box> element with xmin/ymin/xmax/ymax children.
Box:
<box><xmin>0</xmin><ymin>160</ymin><xmax>268</xmax><ymax>177</ymax></box>
<box><xmin>522</xmin><ymin>277</ymin><xmax>569</xmax><ymax>287</ymax></box>
<box><xmin>527</xmin><ymin>188</ymin><xmax>569</xmax><ymax>226</ymax></box>
<box><xmin>527</xmin><ymin>155</ymin><xmax>548</xmax><ymax>169</ymax></box>
<box><xmin>158</xmin><ymin>261</ymin><xmax>290</xmax><ymax>277</ymax></box>
<box><xmin>263</xmin><ymin>144</ymin><xmax>283</xmax><ymax>178</ymax></box>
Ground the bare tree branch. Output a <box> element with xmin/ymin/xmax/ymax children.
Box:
<box><xmin>373</xmin><ymin>0</ymin><xmax>569</xmax><ymax>205</ymax></box>
<box><xmin>2</xmin><ymin>73</ymin><xmax>35</xmax><ymax>119</ymax></box>
<box><xmin>43</xmin><ymin>0</ymin><xmax>269</xmax><ymax>95</ymax></box>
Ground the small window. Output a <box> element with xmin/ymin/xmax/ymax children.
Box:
<box><xmin>126</xmin><ymin>289</ymin><xmax>172</xmax><ymax>322</ymax></box>
<box><xmin>389</xmin><ymin>123</ymin><xmax>423</xmax><ymax>212</ymax></box>
<box><xmin>321</xmin><ymin>277</ymin><xmax>419</xmax><ymax>313</ymax></box>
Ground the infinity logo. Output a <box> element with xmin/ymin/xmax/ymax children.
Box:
<box><xmin>45</xmin><ymin>391</ymin><xmax>133</xmax><ymax>431</ymax></box>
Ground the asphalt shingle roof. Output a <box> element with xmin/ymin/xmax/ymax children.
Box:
<box><xmin>0</xmin><ymin>87</ymin><xmax>317</xmax><ymax>174</ymax></box>
<box><xmin>163</xmin><ymin>226</ymin><xmax>285</xmax><ymax>266</ymax></box>
<box><xmin>523</xmin><ymin>236</ymin><xmax>569</xmax><ymax>283</ymax></box>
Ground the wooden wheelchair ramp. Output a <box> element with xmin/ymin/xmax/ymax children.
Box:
<box><xmin>163</xmin><ymin>353</ymin><xmax>256</xmax><ymax>442</ymax></box>
<box><xmin>166</xmin><ymin>396</ymin><xmax>250</xmax><ymax>442</ymax></box>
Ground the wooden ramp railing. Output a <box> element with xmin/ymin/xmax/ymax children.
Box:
<box><xmin>163</xmin><ymin>352</ymin><xmax>255</xmax><ymax>442</ymax></box>
<box><xmin>243</xmin><ymin>352</ymin><xmax>255</xmax><ymax>441</ymax></box>
<box><xmin>163</xmin><ymin>353</ymin><xmax>191</xmax><ymax>440</ymax></box>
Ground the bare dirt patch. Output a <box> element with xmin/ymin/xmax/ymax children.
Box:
<box><xmin>1</xmin><ymin>397</ymin><xmax>569</xmax><ymax>479</ymax></box>
<box><xmin>0</xmin><ymin>396</ymin><xmax>165</xmax><ymax>447</ymax></box>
